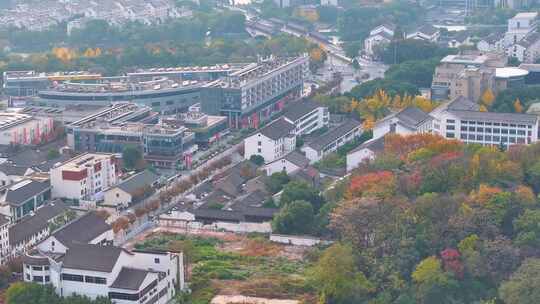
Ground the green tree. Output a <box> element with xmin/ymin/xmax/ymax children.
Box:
<box><xmin>265</xmin><ymin>171</ymin><xmax>290</xmax><ymax>194</ymax></box>
<box><xmin>499</xmin><ymin>258</ymin><xmax>540</xmax><ymax>304</ymax></box>
<box><xmin>513</xmin><ymin>209</ymin><xmax>540</xmax><ymax>248</ymax></box>
<box><xmin>412</xmin><ymin>257</ymin><xmax>457</xmax><ymax>304</ymax></box>
<box><xmin>280</xmin><ymin>181</ymin><xmax>325</xmax><ymax>211</ymax></box>
<box><xmin>122</xmin><ymin>146</ymin><xmax>143</xmax><ymax>170</ymax></box>
<box><xmin>308</xmin><ymin>243</ymin><xmax>373</xmax><ymax>304</ymax></box>
<box><xmin>272</xmin><ymin>200</ymin><xmax>314</xmax><ymax>234</ymax></box>
<box><xmin>249</xmin><ymin>154</ymin><xmax>265</xmax><ymax>166</ymax></box>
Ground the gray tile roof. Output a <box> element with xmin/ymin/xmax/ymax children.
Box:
<box><xmin>518</xmin><ymin>32</ymin><xmax>540</xmax><ymax>48</ymax></box>
<box><xmin>0</xmin><ymin>163</ymin><xmax>30</xmax><ymax>176</ymax></box>
<box><xmin>9</xmin><ymin>200</ymin><xmax>68</xmax><ymax>246</ymax></box>
<box><xmin>52</xmin><ymin>212</ymin><xmax>111</xmax><ymax>246</ymax></box>
<box><xmin>4</xmin><ymin>179</ymin><xmax>51</xmax><ymax>207</ymax></box>
<box><xmin>446</xmin><ymin>96</ymin><xmax>480</xmax><ymax>111</ymax></box>
<box><xmin>62</xmin><ymin>243</ymin><xmax>124</xmax><ymax>272</ymax></box>
<box><xmin>306</xmin><ymin>119</ymin><xmax>361</xmax><ymax>151</ymax></box>
<box><xmin>450</xmin><ymin>110</ymin><xmax>538</xmax><ymax>124</ymax></box>
<box><xmin>395</xmin><ymin>107</ymin><xmax>432</xmax><ymax>127</ymax></box>
<box><xmin>349</xmin><ymin>136</ymin><xmax>386</xmax><ymax>154</ymax></box>
<box><xmin>283</xmin><ymin>151</ymin><xmax>310</xmax><ymax>168</ymax></box>
<box><xmin>282</xmin><ymin>100</ymin><xmax>322</xmax><ymax>122</ymax></box>
<box><xmin>259</xmin><ymin>118</ymin><xmax>295</xmax><ymax>140</ymax></box>
<box><xmin>414</xmin><ymin>24</ymin><xmax>439</xmax><ymax>36</ymax></box>
<box><xmin>116</xmin><ymin>170</ymin><xmax>159</xmax><ymax>196</ymax></box>
<box><xmin>110</xmin><ymin>268</ymin><xmax>150</xmax><ymax>290</ymax></box>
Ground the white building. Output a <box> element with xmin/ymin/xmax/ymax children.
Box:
<box><xmin>504</xmin><ymin>12</ymin><xmax>538</xmax><ymax>47</ymax></box>
<box><xmin>302</xmin><ymin>119</ymin><xmax>362</xmax><ymax>163</ymax></box>
<box><xmin>477</xmin><ymin>32</ymin><xmax>505</xmax><ymax>53</ymax></box>
<box><xmin>0</xmin><ymin>163</ymin><xmax>35</xmax><ymax>187</ymax></box>
<box><xmin>103</xmin><ymin>170</ymin><xmax>159</xmax><ymax>210</ymax></box>
<box><xmin>507</xmin><ymin>32</ymin><xmax>540</xmax><ymax>63</ymax></box>
<box><xmin>282</xmin><ymin>100</ymin><xmax>329</xmax><ymax>137</ymax></box>
<box><xmin>0</xmin><ymin>112</ymin><xmax>53</xmax><ymax>146</ymax></box>
<box><xmin>264</xmin><ymin>151</ymin><xmax>310</xmax><ymax>175</ymax></box>
<box><xmin>430</xmin><ymin>96</ymin><xmax>539</xmax><ymax>146</ymax></box>
<box><xmin>244</xmin><ymin>118</ymin><xmax>296</xmax><ymax>164</ymax></box>
<box><xmin>406</xmin><ymin>25</ymin><xmax>441</xmax><ymax>42</ymax></box>
<box><xmin>373</xmin><ymin>107</ymin><xmax>434</xmax><ymax>139</ymax></box>
<box><xmin>23</xmin><ymin>242</ymin><xmax>184</xmax><ymax>304</ymax></box>
<box><xmin>0</xmin><ymin>216</ymin><xmax>8</xmax><ymax>264</ymax></box>
<box><xmin>346</xmin><ymin>136</ymin><xmax>385</xmax><ymax>172</ymax></box>
<box><xmin>364</xmin><ymin>24</ymin><xmax>395</xmax><ymax>57</ymax></box>
<box><xmin>50</xmin><ymin>153</ymin><xmax>118</xmax><ymax>201</ymax></box>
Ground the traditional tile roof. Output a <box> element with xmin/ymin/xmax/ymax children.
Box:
<box><xmin>305</xmin><ymin>119</ymin><xmax>361</xmax><ymax>151</ymax></box>
<box><xmin>9</xmin><ymin>201</ymin><xmax>68</xmax><ymax>246</ymax></box>
<box><xmin>282</xmin><ymin>100</ymin><xmax>322</xmax><ymax>122</ymax></box>
<box><xmin>4</xmin><ymin>179</ymin><xmax>50</xmax><ymax>207</ymax></box>
<box><xmin>259</xmin><ymin>118</ymin><xmax>295</xmax><ymax>140</ymax></box>
<box><xmin>115</xmin><ymin>170</ymin><xmax>159</xmax><ymax>195</ymax></box>
<box><xmin>283</xmin><ymin>151</ymin><xmax>310</xmax><ymax>168</ymax></box>
<box><xmin>62</xmin><ymin>243</ymin><xmax>125</xmax><ymax>272</ymax></box>
<box><xmin>52</xmin><ymin>212</ymin><xmax>111</xmax><ymax>246</ymax></box>
<box><xmin>110</xmin><ymin>267</ymin><xmax>151</xmax><ymax>290</ymax></box>
<box><xmin>0</xmin><ymin>163</ymin><xmax>30</xmax><ymax>176</ymax></box>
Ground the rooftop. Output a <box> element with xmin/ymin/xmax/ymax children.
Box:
<box><xmin>282</xmin><ymin>100</ymin><xmax>323</xmax><ymax>122</ymax></box>
<box><xmin>258</xmin><ymin>118</ymin><xmax>295</xmax><ymax>140</ymax></box>
<box><xmin>495</xmin><ymin>67</ymin><xmax>529</xmax><ymax>79</ymax></box>
<box><xmin>349</xmin><ymin>136</ymin><xmax>386</xmax><ymax>155</ymax></box>
<box><xmin>3</xmin><ymin>179</ymin><xmax>51</xmax><ymax>207</ymax></box>
<box><xmin>513</xmin><ymin>12</ymin><xmax>538</xmax><ymax>19</ymax></box>
<box><xmin>306</xmin><ymin>119</ymin><xmax>361</xmax><ymax>151</ymax></box>
<box><xmin>115</xmin><ymin>170</ymin><xmax>160</xmax><ymax>196</ymax></box>
<box><xmin>110</xmin><ymin>267</ymin><xmax>151</xmax><ymax>290</ymax></box>
<box><xmin>441</xmin><ymin>54</ymin><xmax>488</xmax><ymax>65</ymax></box>
<box><xmin>62</xmin><ymin>243</ymin><xmax>125</xmax><ymax>272</ymax></box>
<box><xmin>52</xmin><ymin>212</ymin><xmax>111</xmax><ymax>246</ymax></box>
<box><xmin>52</xmin><ymin>153</ymin><xmax>115</xmax><ymax>172</ymax></box>
<box><xmin>0</xmin><ymin>112</ymin><xmax>35</xmax><ymax>131</ymax></box>
<box><xmin>9</xmin><ymin>200</ymin><xmax>67</xmax><ymax>246</ymax></box>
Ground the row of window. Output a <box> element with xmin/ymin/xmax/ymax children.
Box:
<box><xmin>61</xmin><ymin>273</ymin><xmax>106</xmax><ymax>284</ymax></box>
<box><xmin>449</xmin><ymin>125</ymin><xmax>531</xmax><ymax>136</ymax></box>
<box><xmin>27</xmin><ymin>274</ymin><xmax>50</xmax><ymax>282</ymax></box>
<box><xmin>446</xmin><ymin>132</ymin><xmax>530</xmax><ymax>144</ymax></box>
<box><xmin>451</xmin><ymin>119</ymin><xmax>532</xmax><ymax>129</ymax></box>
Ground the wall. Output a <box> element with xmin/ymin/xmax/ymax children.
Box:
<box><xmin>244</xmin><ymin>133</ymin><xmax>277</xmax><ymax>164</ymax></box>
<box><xmin>103</xmin><ymin>188</ymin><xmax>132</xmax><ymax>208</ymax></box>
<box><xmin>269</xmin><ymin>234</ymin><xmax>331</xmax><ymax>246</ymax></box>
<box><xmin>264</xmin><ymin>158</ymin><xmax>300</xmax><ymax>175</ymax></box>
<box><xmin>346</xmin><ymin>148</ymin><xmax>375</xmax><ymax>172</ymax></box>
<box><xmin>159</xmin><ymin>217</ymin><xmax>272</xmax><ymax>234</ymax></box>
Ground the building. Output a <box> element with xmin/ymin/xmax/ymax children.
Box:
<box><xmin>406</xmin><ymin>25</ymin><xmax>441</xmax><ymax>42</ymax></box>
<box><xmin>0</xmin><ymin>216</ymin><xmax>8</xmax><ymax>264</ymax></box>
<box><xmin>494</xmin><ymin>67</ymin><xmax>529</xmax><ymax>91</ymax></box>
<box><xmin>7</xmin><ymin>201</ymin><xmax>68</xmax><ymax>259</ymax></box>
<box><xmin>23</xmin><ymin>243</ymin><xmax>183</xmax><ymax>304</ymax></box>
<box><xmin>431</xmin><ymin>53</ymin><xmax>507</xmax><ymax>101</ymax></box>
<box><xmin>244</xmin><ymin>118</ymin><xmax>296</xmax><ymax>164</ymax></box>
<box><xmin>519</xmin><ymin>63</ymin><xmax>540</xmax><ymax>84</ymax></box>
<box><xmin>170</xmin><ymin>103</ymin><xmax>229</xmax><ymax>148</ymax></box>
<box><xmin>50</xmin><ymin>153</ymin><xmax>118</xmax><ymax>201</ymax></box>
<box><xmin>346</xmin><ymin>136</ymin><xmax>385</xmax><ymax>172</ymax></box>
<box><xmin>263</xmin><ymin>150</ymin><xmax>310</xmax><ymax>175</ymax></box>
<box><xmin>65</xmin><ymin>103</ymin><xmax>195</xmax><ymax>169</ymax></box>
<box><xmin>503</xmin><ymin>12</ymin><xmax>538</xmax><ymax>48</ymax></box>
<box><xmin>364</xmin><ymin>23</ymin><xmax>395</xmax><ymax>57</ymax></box>
<box><xmin>0</xmin><ymin>163</ymin><xmax>35</xmax><ymax>187</ymax></box>
<box><xmin>301</xmin><ymin>119</ymin><xmax>362</xmax><ymax>163</ymax></box>
<box><xmin>0</xmin><ymin>112</ymin><xmax>53</xmax><ymax>146</ymax></box>
<box><xmin>282</xmin><ymin>100</ymin><xmax>329</xmax><ymax>136</ymax></box>
<box><xmin>507</xmin><ymin>32</ymin><xmax>540</xmax><ymax>63</ymax></box>
<box><xmin>0</xmin><ymin>178</ymin><xmax>52</xmax><ymax>222</ymax></box>
<box><xmin>477</xmin><ymin>32</ymin><xmax>505</xmax><ymax>53</ymax></box>
<box><xmin>373</xmin><ymin>107</ymin><xmax>433</xmax><ymax>139</ymax></box>
<box><xmin>430</xmin><ymin>96</ymin><xmax>539</xmax><ymax>146</ymax></box>
<box><xmin>202</xmin><ymin>55</ymin><xmax>309</xmax><ymax>129</ymax></box>
<box><xmin>103</xmin><ymin>170</ymin><xmax>160</xmax><ymax>210</ymax></box>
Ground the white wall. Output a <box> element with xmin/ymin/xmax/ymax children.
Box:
<box><xmin>103</xmin><ymin>188</ymin><xmax>132</xmax><ymax>208</ymax></box>
<box><xmin>346</xmin><ymin>148</ymin><xmax>375</xmax><ymax>172</ymax></box>
<box><xmin>270</xmin><ymin>234</ymin><xmax>330</xmax><ymax>246</ymax></box>
<box><xmin>301</xmin><ymin>146</ymin><xmax>320</xmax><ymax>163</ymax></box>
<box><xmin>264</xmin><ymin>158</ymin><xmax>300</xmax><ymax>175</ymax></box>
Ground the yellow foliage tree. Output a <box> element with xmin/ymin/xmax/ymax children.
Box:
<box><xmin>52</xmin><ymin>47</ymin><xmax>77</xmax><ymax>63</ymax></box>
<box><xmin>479</xmin><ymin>105</ymin><xmax>488</xmax><ymax>112</ymax></box>
<box><xmin>514</xmin><ymin>98</ymin><xmax>524</xmax><ymax>113</ymax></box>
<box><xmin>480</xmin><ymin>89</ymin><xmax>495</xmax><ymax>108</ymax></box>
<box><xmin>310</xmin><ymin>47</ymin><xmax>324</xmax><ymax>62</ymax></box>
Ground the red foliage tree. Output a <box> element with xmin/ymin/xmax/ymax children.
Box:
<box><xmin>440</xmin><ymin>248</ymin><xmax>464</xmax><ymax>279</ymax></box>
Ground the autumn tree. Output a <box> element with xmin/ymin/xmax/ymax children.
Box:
<box><xmin>480</xmin><ymin>89</ymin><xmax>495</xmax><ymax>108</ymax></box>
<box><xmin>412</xmin><ymin>256</ymin><xmax>456</xmax><ymax>304</ymax></box>
<box><xmin>271</xmin><ymin>200</ymin><xmax>314</xmax><ymax>235</ymax></box>
<box><xmin>499</xmin><ymin>258</ymin><xmax>540</xmax><ymax>304</ymax></box>
<box><xmin>513</xmin><ymin>98</ymin><xmax>523</xmax><ymax>113</ymax></box>
<box><xmin>347</xmin><ymin>171</ymin><xmax>396</xmax><ymax>199</ymax></box>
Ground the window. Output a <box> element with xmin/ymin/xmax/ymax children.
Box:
<box><xmin>155</xmin><ymin>258</ymin><xmax>160</xmax><ymax>264</ymax></box>
<box><xmin>446</xmin><ymin>119</ymin><xmax>455</xmax><ymax>123</ymax></box>
<box><xmin>32</xmin><ymin>266</ymin><xmax>42</xmax><ymax>271</ymax></box>
<box><xmin>45</xmin><ymin>276</ymin><xmax>50</xmax><ymax>282</ymax></box>
<box><xmin>485</xmin><ymin>128</ymin><xmax>492</xmax><ymax>133</ymax></box>
<box><xmin>468</xmin><ymin>127</ymin><xmax>475</xmax><ymax>132</ymax></box>
<box><xmin>502</xmin><ymin>129</ymin><xmax>509</xmax><ymax>134</ymax></box>
<box><xmin>460</xmin><ymin>126</ymin><xmax>467</xmax><ymax>131</ymax></box>
<box><xmin>509</xmin><ymin>129</ymin><xmax>516</xmax><ymax>135</ymax></box>
<box><xmin>485</xmin><ymin>135</ymin><xmax>492</xmax><ymax>141</ymax></box>
<box><xmin>26</xmin><ymin>274</ymin><xmax>30</xmax><ymax>280</ymax></box>
<box><xmin>33</xmin><ymin>276</ymin><xmax>43</xmax><ymax>282</ymax></box>
<box><xmin>460</xmin><ymin>134</ymin><xmax>466</xmax><ymax>139</ymax></box>
<box><xmin>85</xmin><ymin>276</ymin><xmax>106</xmax><ymax>284</ymax></box>
<box><xmin>447</xmin><ymin>125</ymin><xmax>455</xmax><ymax>130</ymax></box>
<box><xmin>257</xmin><ymin>148</ymin><xmax>261</xmax><ymax>153</ymax></box>
<box><xmin>493</xmin><ymin>128</ymin><xmax>501</xmax><ymax>134</ymax></box>
<box><xmin>477</xmin><ymin>127</ymin><xmax>483</xmax><ymax>132</ymax></box>
<box><xmin>62</xmin><ymin>273</ymin><xmax>84</xmax><ymax>282</ymax></box>
<box><xmin>446</xmin><ymin>132</ymin><xmax>455</xmax><ymax>138</ymax></box>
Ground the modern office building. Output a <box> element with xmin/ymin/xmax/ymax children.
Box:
<box><xmin>0</xmin><ymin>112</ymin><xmax>54</xmax><ymax>146</ymax></box>
<box><xmin>0</xmin><ymin>177</ymin><xmax>52</xmax><ymax>222</ymax></box>
<box><xmin>201</xmin><ymin>55</ymin><xmax>309</xmax><ymax>129</ymax></box>
<box><xmin>66</xmin><ymin>103</ymin><xmax>195</xmax><ymax>169</ymax></box>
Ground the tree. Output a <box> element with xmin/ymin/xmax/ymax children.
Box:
<box><xmin>280</xmin><ymin>181</ymin><xmax>325</xmax><ymax>211</ymax></box>
<box><xmin>249</xmin><ymin>154</ymin><xmax>265</xmax><ymax>166</ymax></box>
<box><xmin>308</xmin><ymin>243</ymin><xmax>373</xmax><ymax>304</ymax></box>
<box><xmin>412</xmin><ymin>256</ymin><xmax>456</xmax><ymax>304</ymax></box>
<box><xmin>514</xmin><ymin>209</ymin><xmax>540</xmax><ymax>248</ymax></box>
<box><xmin>513</xmin><ymin>98</ymin><xmax>523</xmax><ymax>113</ymax></box>
<box><xmin>499</xmin><ymin>258</ymin><xmax>540</xmax><ymax>304</ymax></box>
<box><xmin>265</xmin><ymin>171</ymin><xmax>290</xmax><ymax>194</ymax></box>
<box><xmin>481</xmin><ymin>89</ymin><xmax>495</xmax><ymax>108</ymax></box>
<box><xmin>47</xmin><ymin>148</ymin><xmax>60</xmax><ymax>160</ymax></box>
<box><xmin>272</xmin><ymin>200</ymin><xmax>314</xmax><ymax>235</ymax></box>
<box><xmin>122</xmin><ymin>146</ymin><xmax>143</xmax><ymax>170</ymax></box>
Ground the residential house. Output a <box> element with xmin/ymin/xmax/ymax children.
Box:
<box><xmin>103</xmin><ymin>170</ymin><xmax>160</xmax><ymax>210</ymax></box>
<box><xmin>0</xmin><ymin>178</ymin><xmax>52</xmax><ymax>222</ymax></box>
<box><xmin>38</xmin><ymin>212</ymin><xmax>113</xmax><ymax>254</ymax></box>
<box><xmin>364</xmin><ymin>23</ymin><xmax>395</xmax><ymax>57</ymax></box>
<box><xmin>264</xmin><ymin>151</ymin><xmax>310</xmax><ymax>175</ymax></box>
<box><xmin>23</xmin><ymin>243</ymin><xmax>184</xmax><ymax>303</ymax></box>
<box><xmin>503</xmin><ymin>12</ymin><xmax>538</xmax><ymax>48</ymax></box>
<box><xmin>346</xmin><ymin>136</ymin><xmax>385</xmax><ymax>172</ymax></box>
<box><xmin>507</xmin><ymin>32</ymin><xmax>540</xmax><ymax>63</ymax></box>
<box><xmin>406</xmin><ymin>25</ymin><xmax>441</xmax><ymax>42</ymax></box>
<box><xmin>446</xmin><ymin>31</ymin><xmax>474</xmax><ymax>49</ymax></box>
<box><xmin>0</xmin><ymin>163</ymin><xmax>35</xmax><ymax>187</ymax></box>
<box><xmin>302</xmin><ymin>119</ymin><xmax>362</xmax><ymax>163</ymax></box>
<box><xmin>7</xmin><ymin>201</ymin><xmax>68</xmax><ymax>259</ymax></box>
<box><xmin>430</xmin><ymin>96</ymin><xmax>539</xmax><ymax>146</ymax></box>
<box><xmin>477</xmin><ymin>32</ymin><xmax>505</xmax><ymax>52</ymax></box>
<box><xmin>0</xmin><ymin>216</ymin><xmax>8</xmax><ymax>264</ymax></box>
<box><xmin>244</xmin><ymin>118</ymin><xmax>296</xmax><ymax>164</ymax></box>
<box><xmin>282</xmin><ymin>100</ymin><xmax>329</xmax><ymax>136</ymax></box>
<box><xmin>373</xmin><ymin>107</ymin><xmax>433</xmax><ymax>139</ymax></box>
